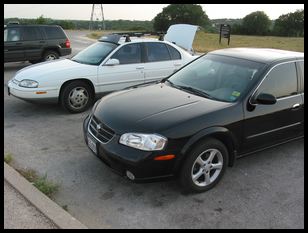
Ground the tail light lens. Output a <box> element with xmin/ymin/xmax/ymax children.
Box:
<box><xmin>65</xmin><ymin>39</ymin><xmax>70</xmax><ymax>48</ymax></box>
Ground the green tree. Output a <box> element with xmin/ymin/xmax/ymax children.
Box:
<box><xmin>273</xmin><ymin>9</ymin><xmax>304</xmax><ymax>37</ymax></box>
<box><xmin>153</xmin><ymin>4</ymin><xmax>209</xmax><ymax>31</ymax></box>
<box><xmin>242</xmin><ymin>11</ymin><xmax>271</xmax><ymax>36</ymax></box>
<box><xmin>36</xmin><ymin>15</ymin><xmax>48</xmax><ymax>24</ymax></box>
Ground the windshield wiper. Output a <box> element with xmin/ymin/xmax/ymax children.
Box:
<box><xmin>175</xmin><ymin>85</ymin><xmax>216</xmax><ymax>99</ymax></box>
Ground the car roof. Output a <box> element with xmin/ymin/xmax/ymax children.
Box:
<box><xmin>118</xmin><ymin>36</ymin><xmax>159</xmax><ymax>44</ymax></box>
<box><xmin>209</xmin><ymin>48</ymin><xmax>304</xmax><ymax>64</ymax></box>
<box><xmin>98</xmin><ymin>24</ymin><xmax>199</xmax><ymax>53</ymax></box>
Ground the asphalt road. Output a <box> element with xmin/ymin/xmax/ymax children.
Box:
<box><xmin>3</xmin><ymin>30</ymin><xmax>304</xmax><ymax>229</ymax></box>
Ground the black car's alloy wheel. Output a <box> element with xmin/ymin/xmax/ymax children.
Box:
<box><xmin>180</xmin><ymin>138</ymin><xmax>228</xmax><ymax>193</ymax></box>
<box><xmin>60</xmin><ymin>81</ymin><xmax>94</xmax><ymax>113</ymax></box>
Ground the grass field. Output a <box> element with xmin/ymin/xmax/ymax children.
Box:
<box><xmin>87</xmin><ymin>30</ymin><xmax>304</xmax><ymax>53</ymax></box>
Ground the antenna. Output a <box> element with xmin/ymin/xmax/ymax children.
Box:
<box><xmin>89</xmin><ymin>4</ymin><xmax>106</xmax><ymax>31</ymax></box>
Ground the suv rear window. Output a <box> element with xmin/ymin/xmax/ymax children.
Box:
<box><xmin>43</xmin><ymin>26</ymin><xmax>66</xmax><ymax>39</ymax></box>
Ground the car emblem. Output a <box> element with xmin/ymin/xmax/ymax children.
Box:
<box><xmin>96</xmin><ymin>124</ymin><xmax>102</xmax><ymax>131</ymax></box>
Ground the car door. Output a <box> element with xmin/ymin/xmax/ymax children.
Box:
<box><xmin>143</xmin><ymin>42</ymin><xmax>181</xmax><ymax>82</ymax></box>
<box><xmin>242</xmin><ymin>61</ymin><xmax>303</xmax><ymax>154</ymax></box>
<box><xmin>4</xmin><ymin>27</ymin><xmax>25</xmax><ymax>62</ymax></box>
<box><xmin>97</xmin><ymin>43</ymin><xmax>144</xmax><ymax>93</ymax></box>
<box><xmin>22</xmin><ymin>26</ymin><xmax>45</xmax><ymax>61</ymax></box>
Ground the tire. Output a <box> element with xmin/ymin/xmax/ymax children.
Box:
<box><xmin>42</xmin><ymin>50</ymin><xmax>59</xmax><ymax>62</ymax></box>
<box><xmin>179</xmin><ymin>138</ymin><xmax>228</xmax><ymax>193</ymax></box>
<box><xmin>60</xmin><ymin>81</ymin><xmax>94</xmax><ymax>113</ymax></box>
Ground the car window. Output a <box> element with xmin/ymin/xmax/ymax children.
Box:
<box><xmin>111</xmin><ymin>43</ymin><xmax>141</xmax><ymax>65</ymax></box>
<box><xmin>146</xmin><ymin>42</ymin><xmax>171</xmax><ymax>62</ymax></box>
<box><xmin>166</xmin><ymin>44</ymin><xmax>181</xmax><ymax>60</ymax></box>
<box><xmin>257</xmin><ymin>62</ymin><xmax>298</xmax><ymax>99</ymax></box>
<box><xmin>22</xmin><ymin>27</ymin><xmax>43</xmax><ymax>41</ymax></box>
<box><xmin>167</xmin><ymin>54</ymin><xmax>264</xmax><ymax>102</ymax></box>
<box><xmin>71</xmin><ymin>42</ymin><xmax>118</xmax><ymax>65</ymax></box>
<box><xmin>44</xmin><ymin>27</ymin><xmax>65</xmax><ymax>39</ymax></box>
<box><xmin>298</xmin><ymin>61</ymin><xmax>304</xmax><ymax>92</ymax></box>
<box><xmin>4</xmin><ymin>28</ymin><xmax>8</xmax><ymax>41</ymax></box>
<box><xmin>5</xmin><ymin>28</ymin><xmax>21</xmax><ymax>42</ymax></box>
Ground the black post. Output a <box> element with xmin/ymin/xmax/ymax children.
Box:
<box><xmin>219</xmin><ymin>24</ymin><xmax>231</xmax><ymax>45</ymax></box>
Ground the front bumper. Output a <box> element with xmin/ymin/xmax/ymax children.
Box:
<box><xmin>7</xmin><ymin>80</ymin><xmax>59</xmax><ymax>103</ymax></box>
<box><xmin>83</xmin><ymin>115</ymin><xmax>183</xmax><ymax>182</ymax></box>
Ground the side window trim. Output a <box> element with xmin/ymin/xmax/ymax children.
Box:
<box><xmin>296</xmin><ymin>61</ymin><xmax>304</xmax><ymax>93</ymax></box>
<box><xmin>249</xmin><ymin>60</ymin><xmax>302</xmax><ymax>105</ymax></box>
<box><xmin>166</xmin><ymin>44</ymin><xmax>182</xmax><ymax>60</ymax></box>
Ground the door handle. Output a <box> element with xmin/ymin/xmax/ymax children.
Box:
<box><xmin>15</xmin><ymin>42</ymin><xmax>22</xmax><ymax>45</ymax></box>
<box><xmin>39</xmin><ymin>41</ymin><xmax>46</xmax><ymax>43</ymax></box>
<box><xmin>174</xmin><ymin>63</ymin><xmax>182</xmax><ymax>66</ymax></box>
<box><xmin>136</xmin><ymin>66</ymin><xmax>144</xmax><ymax>70</ymax></box>
<box><xmin>292</xmin><ymin>103</ymin><xmax>300</xmax><ymax>110</ymax></box>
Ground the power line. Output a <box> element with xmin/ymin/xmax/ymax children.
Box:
<box><xmin>89</xmin><ymin>4</ymin><xmax>105</xmax><ymax>30</ymax></box>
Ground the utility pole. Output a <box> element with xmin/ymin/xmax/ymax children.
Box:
<box><xmin>89</xmin><ymin>4</ymin><xmax>106</xmax><ymax>31</ymax></box>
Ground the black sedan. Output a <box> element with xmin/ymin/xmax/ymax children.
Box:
<box><xmin>83</xmin><ymin>48</ymin><xmax>304</xmax><ymax>193</ymax></box>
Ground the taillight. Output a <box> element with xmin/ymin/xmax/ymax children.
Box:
<box><xmin>65</xmin><ymin>39</ymin><xmax>70</xmax><ymax>48</ymax></box>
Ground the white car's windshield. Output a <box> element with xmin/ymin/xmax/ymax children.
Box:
<box><xmin>72</xmin><ymin>42</ymin><xmax>118</xmax><ymax>65</ymax></box>
<box><xmin>167</xmin><ymin>54</ymin><xmax>265</xmax><ymax>102</ymax></box>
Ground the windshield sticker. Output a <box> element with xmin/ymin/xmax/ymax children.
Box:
<box><xmin>231</xmin><ymin>91</ymin><xmax>241</xmax><ymax>97</ymax></box>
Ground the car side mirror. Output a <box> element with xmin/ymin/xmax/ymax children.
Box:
<box><xmin>104</xmin><ymin>58</ymin><xmax>120</xmax><ymax>66</ymax></box>
<box><xmin>255</xmin><ymin>93</ymin><xmax>277</xmax><ymax>105</ymax></box>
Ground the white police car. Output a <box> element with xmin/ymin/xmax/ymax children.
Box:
<box><xmin>8</xmin><ymin>24</ymin><xmax>200</xmax><ymax>113</ymax></box>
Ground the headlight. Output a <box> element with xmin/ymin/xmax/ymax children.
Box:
<box><xmin>119</xmin><ymin>133</ymin><xmax>167</xmax><ymax>151</ymax></box>
<box><xmin>19</xmin><ymin>79</ymin><xmax>38</xmax><ymax>88</ymax></box>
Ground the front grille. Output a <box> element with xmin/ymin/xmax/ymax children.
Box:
<box><xmin>88</xmin><ymin>116</ymin><xmax>115</xmax><ymax>143</ymax></box>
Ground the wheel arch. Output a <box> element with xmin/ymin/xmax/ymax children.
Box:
<box><xmin>175</xmin><ymin>127</ymin><xmax>239</xmax><ymax>174</ymax></box>
<box><xmin>58</xmin><ymin>78</ymin><xmax>96</xmax><ymax>103</ymax></box>
<box><xmin>41</xmin><ymin>46</ymin><xmax>61</xmax><ymax>57</ymax></box>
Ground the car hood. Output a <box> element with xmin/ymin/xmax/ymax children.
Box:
<box><xmin>13</xmin><ymin>59</ymin><xmax>96</xmax><ymax>81</ymax></box>
<box><xmin>94</xmin><ymin>83</ymin><xmax>232</xmax><ymax>134</ymax></box>
<box><xmin>164</xmin><ymin>24</ymin><xmax>200</xmax><ymax>53</ymax></box>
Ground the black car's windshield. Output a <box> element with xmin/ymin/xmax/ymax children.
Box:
<box><xmin>167</xmin><ymin>54</ymin><xmax>265</xmax><ymax>102</ymax></box>
<box><xmin>71</xmin><ymin>42</ymin><xmax>118</xmax><ymax>65</ymax></box>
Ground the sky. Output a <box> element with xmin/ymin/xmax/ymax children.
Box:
<box><xmin>4</xmin><ymin>4</ymin><xmax>304</xmax><ymax>21</ymax></box>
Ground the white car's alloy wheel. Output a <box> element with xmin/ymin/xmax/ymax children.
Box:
<box><xmin>68</xmin><ymin>87</ymin><xmax>89</xmax><ymax>110</ymax></box>
<box><xmin>61</xmin><ymin>81</ymin><xmax>94</xmax><ymax>113</ymax></box>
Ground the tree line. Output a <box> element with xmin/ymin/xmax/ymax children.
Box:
<box><xmin>4</xmin><ymin>16</ymin><xmax>154</xmax><ymax>31</ymax></box>
<box><xmin>231</xmin><ymin>9</ymin><xmax>304</xmax><ymax>37</ymax></box>
<box><xmin>4</xmin><ymin>5</ymin><xmax>304</xmax><ymax>37</ymax></box>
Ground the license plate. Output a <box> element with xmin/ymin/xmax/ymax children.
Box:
<box><xmin>87</xmin><ymin>135</ymin><xmax>97</xmax><ymax>154</ymax></box>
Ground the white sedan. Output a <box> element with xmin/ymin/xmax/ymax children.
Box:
<box><xmin>8</xmin><ymin>24</ymin><xmax>200</xmax><ymax>113</ymax></box>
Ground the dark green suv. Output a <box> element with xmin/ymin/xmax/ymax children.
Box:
<box><xmin>4</xmin><ymin>24</ymin><xmax>72</xmax><ymax>63</ymax></box>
